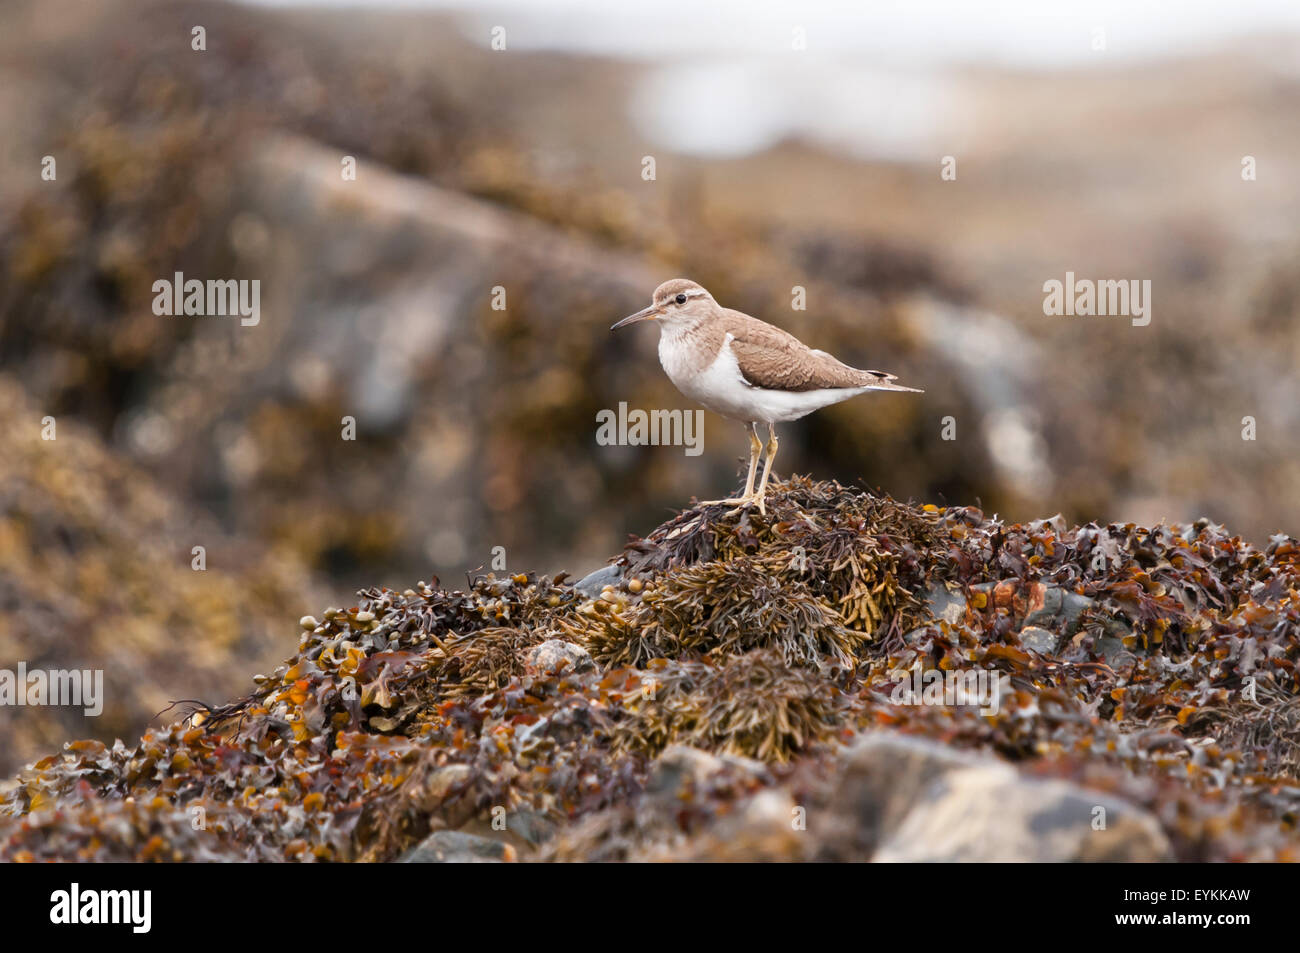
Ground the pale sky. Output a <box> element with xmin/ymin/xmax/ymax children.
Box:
<box><xmin>242</xmin><ymin>1</ymin><xmax>1300</xmax><ymax>157</ymax></box>
<box><xmin>247</xmin><ymin>0</ymin><xmax>1300</xmax><ymax>67</ymax></box>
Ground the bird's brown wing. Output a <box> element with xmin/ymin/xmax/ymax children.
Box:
<box><xmin>723</xmin><ymin>310</ymin><xmax>918</xmax><ymax>392</ymax></box>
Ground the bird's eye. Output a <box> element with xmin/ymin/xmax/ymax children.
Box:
<box><xmin>675</xmin><ymin>293</ymin><xmax>687</xmax><ymax>305</ymax></box>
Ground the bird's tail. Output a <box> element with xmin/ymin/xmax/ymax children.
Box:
<box><xmin>858</xmin><ymin>369</ymin><xmax>924</xmax><ymax>393</ymax></box>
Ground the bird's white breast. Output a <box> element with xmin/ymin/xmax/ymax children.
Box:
<box><xmin>658</xmin><ymin>329</ymin><xmax>870</xmax><ymax>424</ymax></box>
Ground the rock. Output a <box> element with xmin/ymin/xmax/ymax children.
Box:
<box><xmin>1092</xmin><ymin>634</ymin><xmax>1130</xmax><ymax>667</ymax></box>
<box><xmin>399</xmin><ymin>830</ymin><xmax>516</xmax><ymax>863</ymax></box>
<box><xmin>667</xmin><ymin>789</ymin><xmax>807</xmax><ymax>862</ymax></box>
<box><xmin>1018</xmin><ymin>625</ymin><xmax>1059</xmax><ymax>655</ymax></box>
<box><xmin>921</xmin><ymin>583</ymin><xmax>966</xmax><ymax>625</ymax></box>
<box><xmin>454</xmin><ymin>809</ymin><xmax>558</xmax><ymax>852</ymax></box>
<box><xmin>525</xmin><ymin>638</ymin><xmax>593</xmax><ymax>675</ymax></box>
<box><xmin>821</xmin><ymin>731</ymin><xmax>1171</xmax><ymax>862</ymax></box>
<box><xmin>643</xmin><ymin>744</ymin><xmax>767</xmax><ymax>810</ymax></box>
<box><xmin>502</xmin><ymin>810</ymin><xmax>558</xmax><ymax>847</ymax></box>
<box><xmin>1024</xmin><ymin>588</ymin><xmax>1097</xmax><ymax>636</ymax></box>
<box><xmin>873</xmin><ymin>767</ymin><xmax>1172</xmax><ymax>862</ymax></box>
<box><xmin>1022</xmin><ymin>586</ymin><xmax>1064</xmax><ymax>627</ymax></box>
<box><xmin>820</xmin><ymin>733</ymin><xmax>988</xmax><ymax>859</ymax></box>
<box><xmin>936</xmin><ymin>581</ymin><xmax>1132</xmax><ymax>656</ymax></box>
<box><xmin>573</xmin><ymin>564</ymin><xmax>622</xmax><ymax>598</ymax></box>
<box><xmin>645</xmin><ymin>744</ymin><xmax>721</xmax><ymax>795</ymax></box>
<box><xmin>414</xmin><ymin>764</ymin><xmax>471</xmax><ymax>811</ymax></box>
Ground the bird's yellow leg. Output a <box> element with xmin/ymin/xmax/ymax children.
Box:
<box><xmin>741</xmin><ymin>424</ymin><xmax>762</xmax><ymax>498</ymax></box>
<box><xmin>753</xmin><ymin>423</ymin><xmax>779</xmax><ymax>515</ymax></box>
<box><xmin>694</xmin><ymin>423</ymin><xmax>762</xmax><ymax>507</ymax></box>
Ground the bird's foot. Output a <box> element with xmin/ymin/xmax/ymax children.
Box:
<box><xmin>693</xmin><ymin>495</ymin><xmax>752</xmax><ymax>507</ymax></box>
<box><xmin>693</xmin><ymin>494</ymin><xmax>768</xmax><ymax>517</ymax></box>
<box><xmin>702</xmin><ymin>486</ymin><xmax>769</xmax><ymax>517</ymax></box>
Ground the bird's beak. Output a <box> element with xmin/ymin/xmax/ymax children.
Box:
<box><xmin>611</xmin><ymin>305</ymin><xmax>660</xmax><ymax>330</ymax></box>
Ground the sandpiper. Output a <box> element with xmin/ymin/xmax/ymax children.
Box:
<box><xmin>612</xmin><ymin>278</ymin><xmax>922</xmax><ymax>513</ymax></box>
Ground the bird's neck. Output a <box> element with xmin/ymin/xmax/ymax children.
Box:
<box><xmin>657</xmin><ymin>318</ymin><xmax>722</xmax><ymax>379</ymax></box>
<box><xmin>659</xmin><ymin>316</ymin><xmax>713</xmax><ymax>345</ymax></box>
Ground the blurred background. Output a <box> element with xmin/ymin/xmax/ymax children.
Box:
<box><xmin>2</xmin><ymin>0</ymin><xmax>1300</xmax><ymax>773</ymax></box>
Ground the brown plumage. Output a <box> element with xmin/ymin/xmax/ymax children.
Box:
<box><xmin>720</xmin><ymin>310</ymin><xmax>914</xmax><ymax>393</ymax></box>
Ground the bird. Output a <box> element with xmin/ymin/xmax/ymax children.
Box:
<box><xmin>611</xmin><ymin>278</ymin><xmax>922</xmax><ymax>514</ymax></box>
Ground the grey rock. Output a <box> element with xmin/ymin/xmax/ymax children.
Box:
<box><xmin>922</xmin><ymin>583</ymin><xmax>967</xmax><ymax>626</ymax></box>
<box><xmin>820</xmin><ymin>733</ymin><xmax>988</xmax><ymax>859</ymax></box>
<box><xmin>1024</xmin><ymin>587</ymin><xmax>1098</xmax><ymax>636</ymax></box>
<box><xmin>1059</xmin><ymin>590</ymin><xmax>1097</xmax><ymax>632</ymax></box>
<box><xmin>1092</xmin><ymin>633</ymin><xmax>1131</xmax><ymax>667</ymax></box>
<box><xmin>1022</xmin><ymin>586</ymin><xmax>1064</xmax><ymax>628</ymax></box>
<box><xmin>822</xmin><ymin>731</ymin><xmax>1170</xmax><ymax>863</ymax></box>
<box><xmin>399</xmin><ymin>830</ymin><xmax>516</xmax><ymax>863</ymax></box>
<box><xmin>450</xmin><ymin>810</ymin><xmax>558</xmax><ymax>854</ymax></box>
<box><xmin>643</xmin><ymin>744</ymin><xmax>767</xmax><ymax>808</ymax></box>
<box><xmin>573</xmin><ymin>564</ymin><xmax>622</xmax><ymax>598</ymax></box>
<box><xmin>873</xmin><ymin>767</ymin><xmax>1172</xmax><ymax>862</ymax></box>
<box><xmin>503</xmin><ymin>809</ymin><xmax>558</xmax><ymax>847</ymax></box>
<box><xmin>1019</xmin><ymin>625</ymin><xmax>1059</xmax><ymax>655</ymax></box>
<box><xmin>667</xmin><ymin>789</ymin><xmax>807</xmax><ymax>862</ymax></box>
<box><xmin>412</xmin><ymin>763</ymin><xmax>471</xmax><ymax>812</ymax></box>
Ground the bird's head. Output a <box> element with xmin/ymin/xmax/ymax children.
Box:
<box><xmin>611</xmin><ymin>279</ymin><xmax>715</xmax><ymax>331</ymax></box>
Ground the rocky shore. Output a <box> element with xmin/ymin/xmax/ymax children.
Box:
<box><xmin>3</xmin><ymin>476</ymin><xmax>1297</xmax><ymax>862</ymax></box>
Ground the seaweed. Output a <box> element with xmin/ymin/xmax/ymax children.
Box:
<box><xmin>3</xmin><ymin>476</ymin><xmax>1299</xmax><ymax>862</ymax></box>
